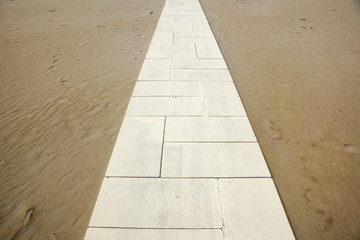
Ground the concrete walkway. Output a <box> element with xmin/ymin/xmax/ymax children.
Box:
<box><xmin>85</xmin><ymin>0</ymin><xmax>295</xmax><ymax>239</ymax></box>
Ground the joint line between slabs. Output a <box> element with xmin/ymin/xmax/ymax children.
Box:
<box><xmin>159</xmin><ymin>116</ymin><xmax>167</xmax><ymax>177</ymax></box>
<box><xmin>88</xmin><ymin>226</ymin><xmax>223</xmax><ymax>230</ymax></box>
<box><xmin>216</xmin><ymin>179</ymin><xmax>227</xmax><ymax>239</ymax></box>
<box><xmin>105</xmin><ymin>176</ymin><xmax>272</xmax><ymax>179</ymax></box>
<box><xmin>164</xmin><ymin>141</ymin><xmax>258</xmax><ymax>143</ymax></box>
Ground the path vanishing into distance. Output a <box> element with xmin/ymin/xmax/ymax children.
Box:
<box><xmin>85</xmin><ymin>0</ymin><xmax>295</xmax><ymax>239</ymax></box>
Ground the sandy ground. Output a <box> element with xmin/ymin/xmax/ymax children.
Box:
<box><xmin>200</xmin><ymin>0</ymin><xmax>360</xmax><ymax>239</ymax></box>
<box><xmin>0</xmin><ymin>0</ymin><xmax>164</xmax><ymax>239</ymax></box>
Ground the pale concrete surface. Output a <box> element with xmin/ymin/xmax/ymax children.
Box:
<box><xmin>89</xmin><ymin>178</ymin><xmax>221</xmax><ymax>228</ymax></box>
<box><xmin>165</xmin><ymin>117</ymin><xmax>257</xmax><ymax>142</ymax></box>
<box><xmin>202</xmin><ymin>82</ymin><xmax>246</xmax><ymax>116</ymax></box>
<box><xmin>86</xmin><ymin>0</ymin><xmax>295</xmax><ymax>239</ymax></box>
<box><xmin>219</xmin><ymin>179</ymin><xmax>296</xmax><ymax>239</ymax></box>
<box><xmin>162</xmin><ymin>143</ymin><xmax>271</xmax><ymax>177</ymax></box>
<box><xmin>126</xmin><ymin>97</ymin><xmax>203</xmax><ymax>116</ymax></box>
<box><xmin>133</xmin><ymin>81</ymin><xmax>201</xmax><ymax>97</ymax></box>
<box><xmin>105</xmin><ymin>117</ymin><xmax>164</xmax><ymax>177</ymax></box>
<box><xmin>85</xmin><ymin>228</ymin><xmax>224</xmax><ymax>240</ymax></box>
<box><xmin>171</xmin><ymin>59</ymin><xmax>227</xmax><ymax>69</ymax></box>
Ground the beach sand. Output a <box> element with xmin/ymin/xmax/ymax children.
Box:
<box><xmin>0</xmin><ymin>0</ymin><xmax>164</xmax><ymax>239</ymax></box>
<box><xmin>200</xmin><ymin>0</ymin><xmax>360</xmax><ymax>239</ymax></box>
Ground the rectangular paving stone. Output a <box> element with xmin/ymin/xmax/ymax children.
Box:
<box><xmin>157</xmin><ymin>16</ymin><xmax>175</xmax><ymax>24</ymax></box>
<box><xmin>162</xmin><ymin>4</ymin><xmax>202</xmax><ymax>14</ymax></box>
<box><xmin>165</xmin><ymin>117</ymin><xmax>257</xmax><ymax>142</ymax></box>
<box><xmin>172</xmin><ymin>59</ymin><xmax>227</xmax><ymax>69</ymax></box>
<box><xmin>156</xmin><ymin>23</ymin><xmax>192</xmax><ymax>33</ymax></box>
<box><xmin>219</xmin><ymin>179</ymin><xmax>295</xmax><ymax>240</ymax></box>
<box><xmin>196</xmin><ymin>43</ymin><xmax>223</xmax><ymax>58</ymax></box>
<box><xmin>138</xmin><ymin>59</ymin><xmax>171</xmax><ymax>80</ymax></box>
<box><xmin>192</xmin><ymin>23</ymin><xmax>213</xmax><ymax>34</ymax></box>
<box><xmin>89</xmin><ymin>178</ymin><xmax>222</xmax><ymax>228</ymax></box>
<box><xmin>146</xmin><ymin>50</ymin><xmax>196</xmax><ymax>59</ymax></box>
<box><xmin>105</xmin><ymin>117</ymin><xmax>164</xmax><ymax>177</ymax></box>
<box><xmin>202</xmin><ymin>82</ymin><xmax>246</xmax><ymax>116</ymax></box>
<box><xmin>132</xmin><ymin>81</ymin><xmax>200</xmax><ymax>97</ymax></box>
<box><xmin>151</xmin><ymin>32</ymin><xmax>173</xmax><ymax>43</ymax></box>
<box><xmin>162</xmin><ymin>143</ymin><xmax>270</xmax><ymax>177</ymax></box>
<box><xmin>175</xmin><ymin>32</ymin><xmax>213</xmax><ymax>38</ymax></box>
<box><xmin>174</xmin><ymin>37</ymin><xmax>217</xmax><ymax>44</ymax></box>
<box><xmin>176</xmin><ymin>15</ymin><xmax>208</xmax><ymax>23</ymax></box>
<box><xmin>148</xmin><ymin>43</ymin><xmax>195</xmax><ymax>51</ymax></box>
<box><xmin>126</xmin><ymin>97</ymin><xmax>203</xmax><ymax>116</ymax></box>
<box><xmin>171</xmin><ymin>69</ymin><xmax>232</xmax><ymax>81</ymax></box>
<box><xmin>85</xmin><ymin>228</ymin><xmax>223</xmax><ymax>240</ymax></box>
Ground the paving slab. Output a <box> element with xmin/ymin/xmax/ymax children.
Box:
<box><xmin>138</xmin><ymin>59</ymin><xmax>171</xmax><ymax>80</ymax></box>
<box><xmin>162</xmin><ymin>143</ymin><xmax>271</xmax><ymax>177</ymax></box>
<box><xmin>148</xmin><ymin>43</ymin><xmax>195</xmax><ymax>51</ymax></box>
<box><xmin>202</xmin><ymin>82</ymin><xmax>246</xmax><ymax>116</ymax></box>
<box><xmin>174</xmin><ymin>37</ymin><xmax>217</xmax><ymax>44</ymax></box>
<box><xmin>85</xmin><ymin>228</ymin><xmax>224</xmax><ymax>240</ymax></box>
<box><xmin>158</xmin><ymin>16</ymin><xmax>175</xmax><ymax>24</ymax></box>
<box><xmin>151</xmin><ymin>32</ymin><xmax>174</xmax><ymax>43</ymax></box>
<box><xmin>175</xmin><ymin>32</ymin><xmax>213</xmax><ymax>38</ymax></box>
<box><xmin>165</xmin><ymin>117</ymin><xmax>257</xmax><ymax>142</ymax></box>
<box><xmin>105</xmin><ymin>117</ymin><xmax>164</xmax><ymax>177</ymax></box>
<box><xmin>89</xmin><ymin>178</ymin><xmax>222</xmax><ymax>228</ymax></box>
<box><xmin>192</xmin><ymin>23</ymin><xmax>213</xmax><ymax>34</ymax></box>
<box><xmin>219</xmin><ymin>179</ymin><xmax>295</xmax><ymax>240</ymax></box>
<box><xmin>126</xmin><ymin>97</ymin><xmax>203</xmax><ymax>116</ymax></box>
<box><xmin>171</xmin><ymin>69</ymin><xmax>232</xmax><ymax>81</ymax></box>
<box><xmin>156</xmin><ymin>23</ymin><xmax>192</xmax><ymax>33</ymax></box>
<box><xmin>146</xmin><ymin>50</ymin><xmax>196</xmax><ymax>59</ymax></box>
<box><xmin>133</xmin><ymin>81</ymin><xmax>201</xmax><ymax>97</ymax></box>
<box><xmin>196</xmin><ymin>43</ymin><xmax>223</xmax><ymax>58</ymax></box>
<box><xmin>171</xmin><ymin>59</ymin><xmax>227</xmax><ymax>69</ymax></box>
<box><xmin>175</xmin><ymin>15</ymin><xmax>208</xmax><ymax>23</ymax></box>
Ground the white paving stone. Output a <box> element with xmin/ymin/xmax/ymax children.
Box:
<box><xmin>133</xmin><ymin>81</ymin><xmax>200</xmax><ymax>97</ymax></box>
<box><xmin>196</xmin><ymin>43</ymin><xmax>223</xmax><ymax>58</ymax></box>
<box><xmin>174</xmin><ymin>37</ymin><xmax>217</xmax><ymax>44</ymax></box>
<box><xmin>165</xmin><ymin>117</ymin><xmax>257</xmax><ymax>142</ymax></box>
<box><xmin>85</xmin><ymin>228</ymin><xmax>223</xmax><ymax>240</ymax></box>
<box><xmin>175</xmin><ymin>32</ymin><xmax>213</xmax><ymax>38</ymax></box>
<box><xmin>219</xmin><ymin>179</ymin><xmax>296</xmax><ymax>240</ymax></box>
<box><xmin>192</xmin><ymin>23</ymin><xmax>213</xmax><ymax>34</ymax></box>
<box><xmin>202</xmin><ymin>82</ymin><xmax>246</xmax><ymax>116</ymax></box>
<box><xmin>105</xmin><ymin>117</ymin><xmax>164</xmax><ymax>177</ymax></box>
<box><xmin>148</xmin><ymin>43</ymin><xmax>195</xmax><ymax>51</ymax></box>
<box><xmin>172</xmin><ymin>59</ymin><xmax>227</xmax><ymax>69</ymax></box>
<box><xmin>126</xmin><ymin>97</ymin><xmax>203</xmax><ymax>116</ymax></box>
<box><xmin>89</xmin><ymin>178</ymin><xmax>222</xmax><ymax>228</ymax></box>
<box><xmin>138</xmin><ymin>59</ymin><xmax>171</xmax><ymax>80</ymax></box>
<box><xmin>171</xmin><ymin>69</ymin><xmax>232</xmax><ymax>81</ymax></box>
<box><xmin>162</xmin><ymin>143</ymin><xmax>270</xmax><ymax>177</ymax></box>
<box><xmin>158</xmin><ymin>16</ymin><xmax>175</xmax><ymax>24</ymax></box>
<box><xmin>151</xmin><ymin>32</ymin><xmax>173</xmax><ymax>43</ymax></box>
<box><xmin>176</xmin><ymin>15</ymin><xmax>208</xmax><ymax>23</ymax></box>
<box><xmin>146</xmin><ymin>50</ymin><xmax>196</xmax><ymax>59</ymax></box>
<box><xmin>156</xmin><ymin>23</ymin><xmax>192</xmax><ymax>33</ymax></box>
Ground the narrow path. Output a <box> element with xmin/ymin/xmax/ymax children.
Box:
<box><xmin>85</xmin><ymin>0</ymin><xmax>295</xmax><ymax>239</ymax></box>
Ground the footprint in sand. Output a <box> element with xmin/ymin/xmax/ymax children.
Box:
<box><xmin>264</xmin><ymin>120</ymin><xmax>282</xmax><ymax>140</ymax></box>
<box><xmin>23</xmin><ymin>207</ymin><xmax>35</xmax><ymax>226</ymax></box>
<box><xmin>343</xmin><ymin>144</ymin><xmax>359</xmax><ymax>154</ymax></box>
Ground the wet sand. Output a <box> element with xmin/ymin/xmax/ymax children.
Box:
<box><xmin>200</xmin><ymin>0</ymin><xmax>360</xmax><ymax>239</ymax></box>
<box><xmin>0</xmin><ymin>0</ymin><xmax>164</xmax><ymax>239</ymax></box>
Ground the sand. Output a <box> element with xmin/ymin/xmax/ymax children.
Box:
<box><xmin>199</xmin><ymin>0</ymin><xmax>360</xmax><ymax>239</ymax></box>
<box><xmin>0</xmin><ymin>0</ymin><xmax>164</xmax><ymax>239</ymax></box>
